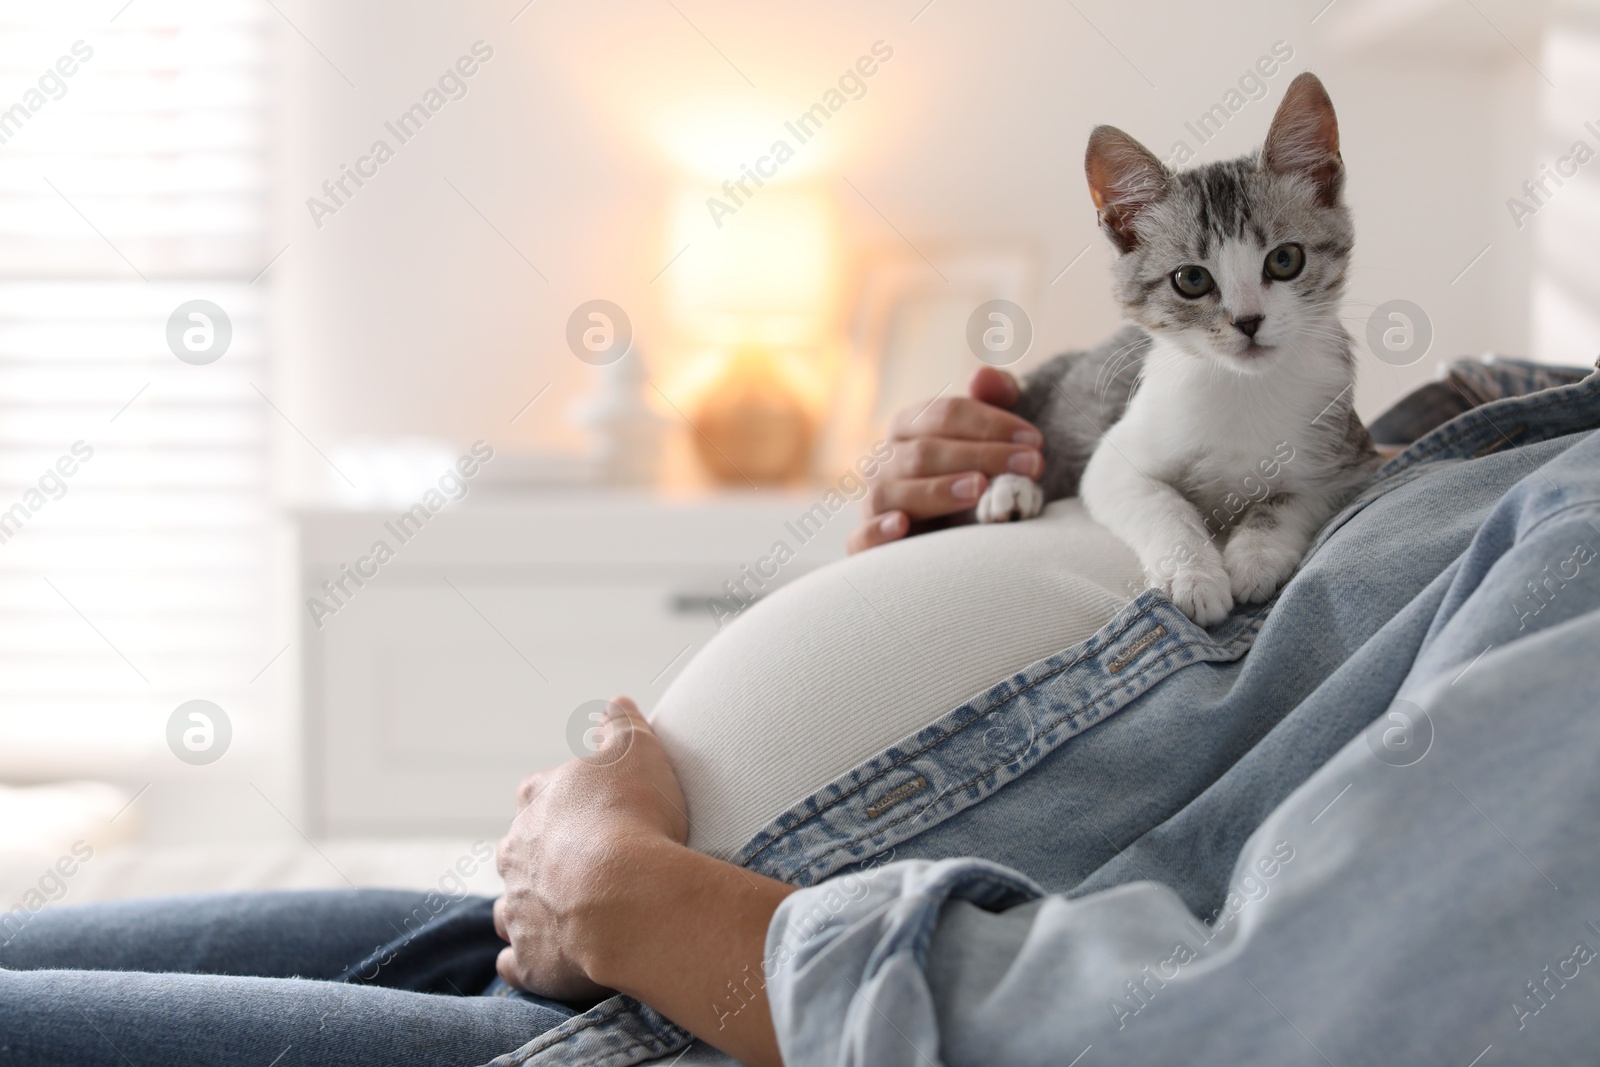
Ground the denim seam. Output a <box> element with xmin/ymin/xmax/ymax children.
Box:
<box><xmin>1383</xmin><ymin>380</ymin><xmax>1596</xmax><ymax>476</ymax></box>
<box><xmin>910</xmin><ymin>869</ymin><xmax>1045</xmax><ymax>913</ymax></box>
<box><xmin>508</xmin><ymin>1039</ymin><xmax>674</xmax><ymax>1067</ymax></box>
<box><xmin>739</xmin><ymin>601</ymin><xmax>1166</xmax><ymax>866</ymax></box>
<box><xmin>501</xmin><ymin>999</ymin><xmax>682</xmax><ymax>1065</ymax></box>
<box><xmin>783</xmin><ymin>626</ymin><xmax>1264</xmax><ymax>883</ymax></box>
<box><xmin>1472</xmin><ymin>424</ymin><xmax>1527</xmax><ymax>457</ymax></box>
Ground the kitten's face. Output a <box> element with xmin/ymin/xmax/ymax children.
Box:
<box><xmin>1111</xmin><ymin>162</ymin><xmax>1352</xmax><ymax>372</ymax></box>
<box><xmin>1086</xmin><ymin>72</ymin><xmax>1352</xmax><ymax>376</ymax></box>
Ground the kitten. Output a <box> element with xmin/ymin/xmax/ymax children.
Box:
<box><xmin>977</xmin><ymin>73</ymin><xmax>1378</xmax><ymax>625</ymax></box>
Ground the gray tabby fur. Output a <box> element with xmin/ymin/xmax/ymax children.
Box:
<box><xmin>1008</xmin><ymin>324</ymin><xmax>1150</xmax><ymax>502</ymax></box>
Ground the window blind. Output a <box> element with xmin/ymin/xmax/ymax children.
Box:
<box><xmin>0</xmin><ymin>1</ymin><xmax>271</xmax><ymax>771</ymax></box>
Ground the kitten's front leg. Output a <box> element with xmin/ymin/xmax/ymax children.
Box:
<box><xmin>1223</xmin><ymin>492</ymin><xmax>1327</xmax><ymax>604</ymax></box>
<box><xmin>1080</xmin><ymin>445</ymin><xmax>1233</xmax><ymax>626</ymax></box>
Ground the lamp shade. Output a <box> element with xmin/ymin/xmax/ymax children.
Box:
<box><xmin>664</xmin><ymin>184</ymin><xmax>839</xmax><ymax>349</ymax></box>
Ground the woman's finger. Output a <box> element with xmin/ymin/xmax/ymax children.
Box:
<box><xmin>515</xmin><ymin>773</ymin><xmax>545</xmax><ymax>810</ymax></box>
<box><xmin>967</xmin><ymin>365</ymin><xmax>1021</xmax><ymax>409</ymax></box>
<box><xmin>846</xmin><ymin>510</ymin><xmax>908</xmax><ymax>554</ymax></box>
<box><xmin>492</xmin><ymin>895</ymin><xmax>509</xmax><ymax>941</ymax></box>
<box><xmin>889</xmin><ymin>395</ymin><xmax>1041</xmax><ymax>445</ymax></box>
<box><xmin>495</xmin><ymin>946</ymin><xmax>521</xmax><ymax>989</ymax></box>
<box><xmin>866</xmin><ymin>471</ymin><xmax>989</xmax><ymax>521</ymax></box>
<box><xmin>881</xmin><ymin>437</ymin><xmax>1042</xmax><ymax>480</ymax></box>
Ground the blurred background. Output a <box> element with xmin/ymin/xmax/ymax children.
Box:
<box><xmin>0</xmin><ymin>0</ymin><xmax>1595</xmax><ymax>903</ymax></box>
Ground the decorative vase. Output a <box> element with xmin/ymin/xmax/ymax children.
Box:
<box><xmin>691</xmin><ymin>349</ymin><xmax>814</xmax><ymax>486</ymax></box>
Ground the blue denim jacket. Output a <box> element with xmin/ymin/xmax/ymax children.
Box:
<box><xmin>487</xmin><ymin>358</ymin><xmax>1600</xmax><ymax>1066</ymax></box>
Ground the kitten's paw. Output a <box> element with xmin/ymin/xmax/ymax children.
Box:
<box><xmin>976</xmin><ymin>473</ymin><xmax>1044</xmax><ymax>524</ymax></box>
<box><xmin>1223</xmin><ymin>528</ymin><xmax>1303</xmax><ymax>604</ymax></box>
<box><xmin>1164</xmin><ymin>562</ymin><xmax>1234</xmax><ymax>627</ymax></box>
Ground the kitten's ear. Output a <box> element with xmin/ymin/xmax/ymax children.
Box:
<box><xmin>1263</xmin><ymin>72</ymin><xmax>1343</xmax><ymax>206</ymax></box>
<box><xmin>1085</xmin><ymin>125</ymin><xmax>1169</xmax><ymax>253</ymax></box>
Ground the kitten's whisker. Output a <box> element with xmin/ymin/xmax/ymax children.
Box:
<box><xmin>1100</xmin><ymin>348</ymin><xmax>1142</xmax><ymax>398</ymax></box>
<box><xmin>1095</xmin><ymin>337</ymin><xmax>1149</xmax><ymax>405</ymax></box>
<box><xmin>1095</xmin><ymin>350</ymin><xmax>1128</xmax><ymax>400</ymax></box>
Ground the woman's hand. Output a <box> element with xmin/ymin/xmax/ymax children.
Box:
<box><xmin>493</xmin><ymin>697</ymin><xmax>688</xmax><ymax>1000</ymax></box>
<box><xmin>848</xmin><ymin>365</ymin><xmax>1044</xmax><ymax>554</ymax></box>
<box><xmin>493</xmin><ymin>698</ymin><xmax>796</xmax><ymax>1066</ymax></box>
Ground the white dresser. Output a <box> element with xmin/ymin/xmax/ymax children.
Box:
<box><xmin>296</xmin><ymin>491</ymin><xmax>851</xmax><ymax>837</ymax></box>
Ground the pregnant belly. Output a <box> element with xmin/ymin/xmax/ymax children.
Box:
<box><xmin>649</xmin><ymin>499</ymin><xmax>1145</xmax><ymax>860</ymax></box>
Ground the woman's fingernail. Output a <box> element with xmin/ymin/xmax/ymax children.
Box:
<box><xmin>1013</xmin><ymin>428</ymin><xmax>1042</xmax><ymax>446</ymax></box>
<box><xmin>953</xmin><ymin>474</ymin><xmax>983</xmax><ymax>501</ymax></box>
<box><xmin>1007</xmin><ymin>450</ymin><xmax>1040</xmax><ymax>476</ymax></box>
<box><xmin>880</xmin><ymin>513</ymin><xmax>902</xmax><ymax>534</ymax></box>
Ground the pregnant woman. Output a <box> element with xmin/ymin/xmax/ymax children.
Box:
<box><xmin>2</xmin><ymin>366</ymin><xmax>1094</xmax><ymax>1067</ymax></box>
<box><xmin>5</xmin><ymin>358</ymin><xmax>1600</xmax><ymax>1067</ymax></box>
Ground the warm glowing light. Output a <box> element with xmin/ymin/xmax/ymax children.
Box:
<box><xmin>664</xmin><ymin>184</ymin><xmax>839</xmax><ymax>349</ymax></box>
<box><xmin>650</xmin><ymin>91</ymin><xmax>835</xmax><ymax>184</ymax></box>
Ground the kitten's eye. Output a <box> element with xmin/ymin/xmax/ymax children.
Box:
<box><xmin>1170</xmin><ymin>264</ymin><xmax>1214</xmax><ymax>298</ymax></box>
<box><xmin>1263</xmin><ymin>243</ymin><xmax>1305</xmax><ymax>281</ymax></box>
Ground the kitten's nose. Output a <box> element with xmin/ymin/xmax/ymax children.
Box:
<box><xmin>1231</xmin><ymin>314</ymin><xmax>1264</xmax><ymax>339</ymax></box>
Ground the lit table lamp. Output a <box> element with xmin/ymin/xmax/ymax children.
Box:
<box><xmin>662</xmin><ymin>184</ymin><xmax>839</xmax><ymax>486</ymax></box>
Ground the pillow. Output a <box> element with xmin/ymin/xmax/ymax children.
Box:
<box><xmin>650</xmin><ymin>499</ymin><xmax>1146</xmax><ymax>860</ymax></box>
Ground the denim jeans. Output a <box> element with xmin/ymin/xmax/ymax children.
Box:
<box><xmin>0</xmin><ymin>889</ymin><xmax>573</xmax><ymax>1065</ymax></box>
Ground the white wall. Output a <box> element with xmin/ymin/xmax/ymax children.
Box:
<box><xmin>269</xmin><ymin>0</ymin><xmax>1559</xmax><ymax>499</ymax></box>
<box><xmin>1533</xmin><ymin>0</ymin><xmax>1600</xmax><ymax>366</ymax></box>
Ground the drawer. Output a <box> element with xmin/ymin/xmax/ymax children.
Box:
<box><xmin>308</xmin><ymin>576</ymin><xmax>725</xmax><ymax>836</ymax></box>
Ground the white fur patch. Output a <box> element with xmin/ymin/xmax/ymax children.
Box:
<box><xmin>1080</xmin><ymin>331</ymin><xmax>1363</xmax><ymax>626</ymax></box>
<box><xmin>976</xmin><ymin>473</ymin><xmax>1045</xmax><ymax>524</ymax></box>
<box><xmin>1223</xmin><ymin>524</ymin><xmax>1303</xmax><ymax>604</ymax></box>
